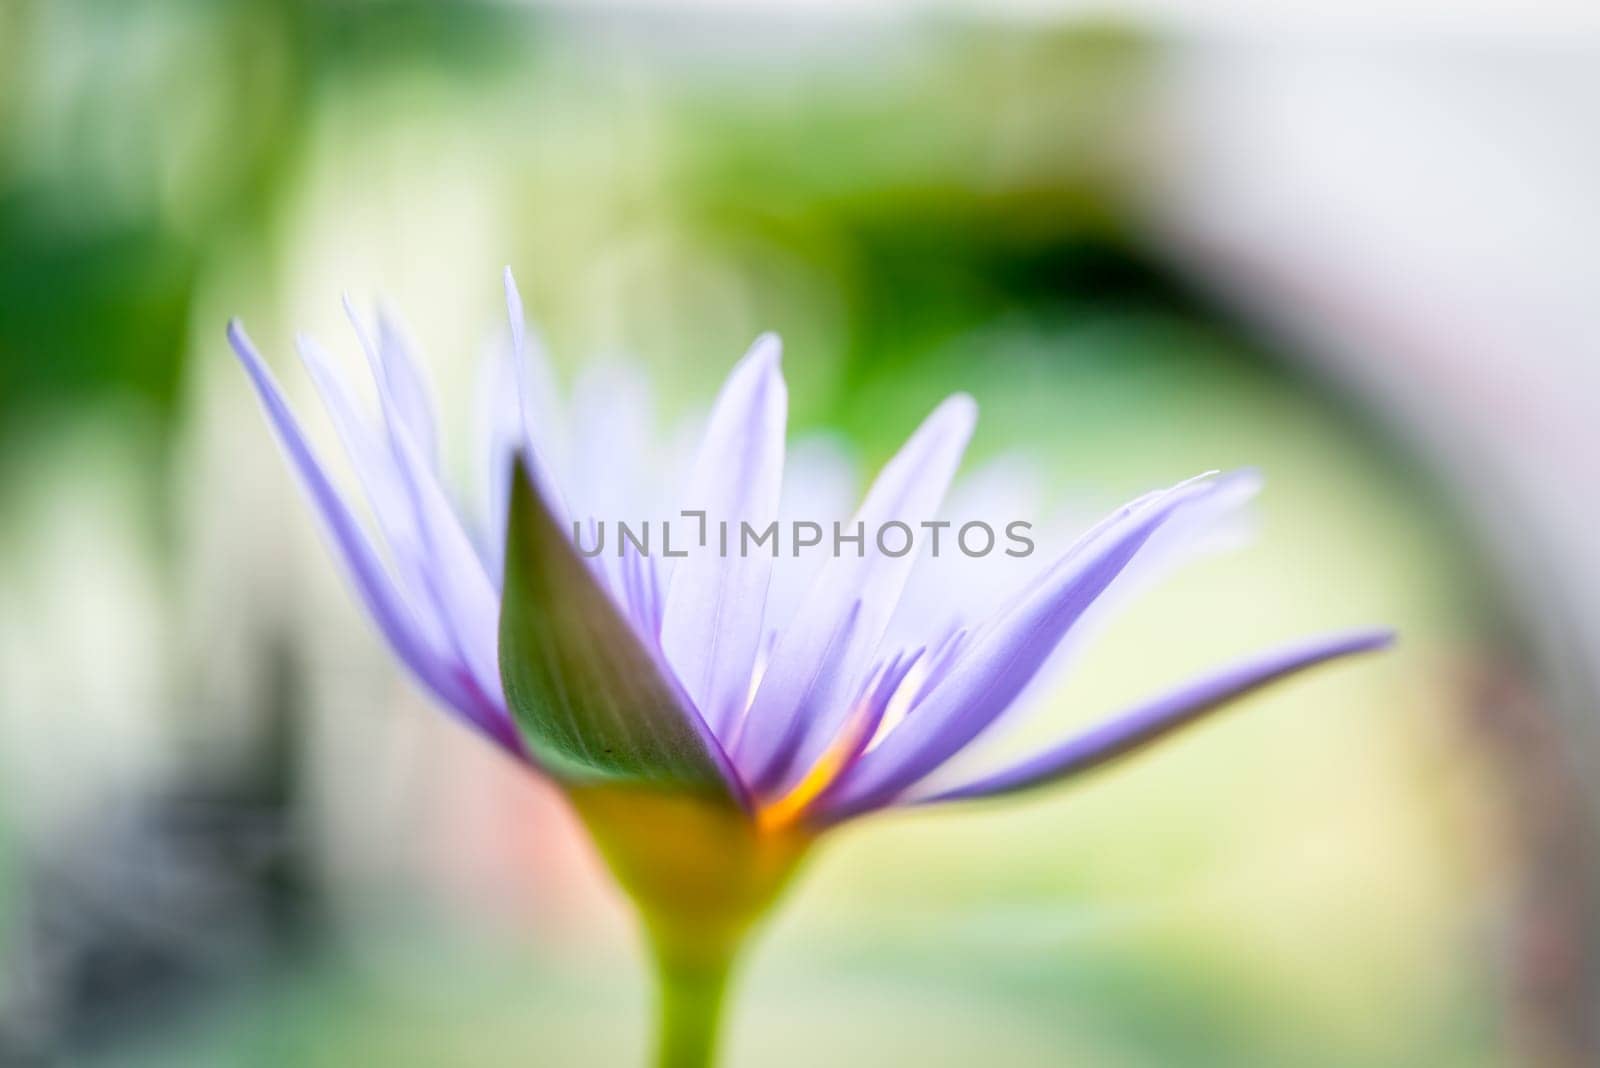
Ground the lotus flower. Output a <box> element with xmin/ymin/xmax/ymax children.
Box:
<box><xmin>227</xmin><ymin>269</ymin><xmax>1391</xmax><ymax>1067</ymax></box>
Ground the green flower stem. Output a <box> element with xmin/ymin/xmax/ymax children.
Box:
<box><xmin>569</xmin><ymin>785</ymin><xmax>814</xmax><ymax>1068</ymax></box>
<box><xmin>649</xmin><ymin>924</ymin><xmax>735</xmax><ymax>1068</ymax></box>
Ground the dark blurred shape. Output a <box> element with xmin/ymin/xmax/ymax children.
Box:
<box><xmin>0</xmin><ymin>635</ymin><xmax>315</xmax><ymax>1064</ymax></box>
<box><xmin>1465</xmin><ymin>656</ymin><xmax>1600</xmax><ymax>1066</ymax></box>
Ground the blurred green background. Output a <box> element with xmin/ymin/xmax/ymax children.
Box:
<box><xmin>0</xmin><ymin>2</ymin><xmax>1585</xmax><ymax>1066</ymax></box>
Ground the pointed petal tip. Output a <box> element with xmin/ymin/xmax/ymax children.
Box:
<box><xmin>503</xmin><ymin>266</ymin><xmax>524</xmax><ymax>313</ymax></box>
<box><xmin>1339</xmin><ymin>626</ymin><xmax>1398</xmax><ymax>653</ymax></box>
<box><xmin>502</xmin><ymin>270</ymin><xmax>529</xmax><ymax>352</ymax></box>
<box><xmin>940</xmin><ymin>390</ymin><xmax>978</xmax><ymax>425</ymax></box>
<box><xmin>1216</xmin><ymin>466</ymin><xmax>1264</xmax><ymax>493</ymax></box>
<box><xmin>1152</xmin><ymin>467</ymin><xmax>1260</xmax><ymax>513</ymax></box>
<box><xmin>745</xmin><ymin>331</ymin><xmax>783</xmax><ymax>369</ymax></box>
<box><xmin>1296</xmin><ymin>625</ymin><xmax>1396</xmax><ymax>656</ymax></box>
<box><xmin>226</xmin><ymin>319</ymin><xmax>259</xmax><ymax>364</ymax></box>
<box><xmin>291</xmin><ymin>335</ymin><xmax>332</xmax><ymax>382</ymax></box>
<box><xmin>907</xmin><ymin>393</ymin><xmax>977</xmax><ymax>458</ymax></box>
<box><xmin>719</xmin><ymin>332</ymin><xmax>787</xmax><ymax>405</ymax></box>
<box><xmin>374</xmin><ymin>297</ymin><xmax>406</xmax><ymax>333</ymax></box>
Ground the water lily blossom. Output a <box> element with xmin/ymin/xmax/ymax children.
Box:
<box><xmin>228</xmin><ymin>270</ymin><xmax>1392</xmax><ymax>1067</ymax></box>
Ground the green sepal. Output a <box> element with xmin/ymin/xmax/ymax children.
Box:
<box><xmin>499</xmin><ymin>458</ymin><xmax>741</xmax><ymax>803</ymax></box>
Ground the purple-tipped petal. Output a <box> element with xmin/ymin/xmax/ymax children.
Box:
<box><xmin>816</xmin><ymin>473</ymin><xmax>1241</xmax><ymax>820</ymax></box>
<box><xmin>735</xmin><ymin>394</ymin><xmax>976</xmax><ymax>798</ymax></box>
<box><xmin>975</xmin><ymin>470</ymin><xmax>1265</xmax><ymax>750</ymax></box>
<box><xmin>566</xmin><ymin>361</ymin><xmax>661</xmax><ymax>634</ymax></box>
<box><xmin>764</xmin><ymin>436</ymin><xmax>860</xmax><ymax>638</ymax></box>
<box><xmin>295</xmin><ymin>337</ymin><xmax>444</xmax><ymax>639</ymax></box>
<box><xmin>365</xmin><ymin>347</ymin><xmax>506</xmax><ymax>717</ymax></box>
<box><xmin>502</xmin><ymin>268</ymin><xmax>570</xmax><ymax>523</ymax></box>
<box><xmin>474</xmin><ymin>346</ymin><xmax>524</xmax><ymax>587</ymax></box>
<box><xmin>376</xmin><ymin>308</ymin><xmax>442</xmax><ymax>471</ymax></box>
<box><xmin>660</xmin><ymin>334</ymin><xmax>788</xmax><ymax>740</ymax></box>
<box><xmin>340</xmin><ymin>297</ymin><xmax>439</xmax><ymax>473</ymax></box>
<box><xmin>228</xmin><ymin>321</ymin><xmax>522</xmax><ymax>755</ymax></box>
<box><xmin>910</xmin><ymin>628</ymin><xmax>1395</xmax><ymax>805</ymax></box>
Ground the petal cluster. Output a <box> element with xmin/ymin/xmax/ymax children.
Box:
<box><xmin>229</xmin><ymin>271</ymin><xmax>1392</xmax><ymax>830</ymax></box>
